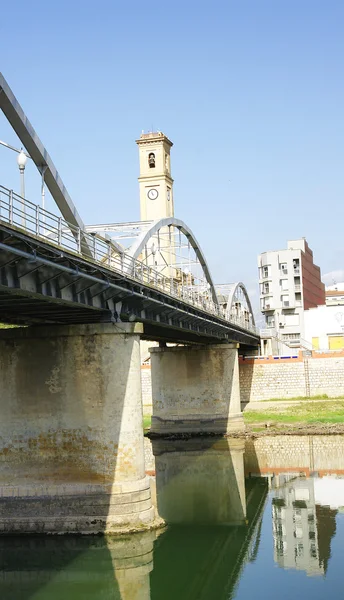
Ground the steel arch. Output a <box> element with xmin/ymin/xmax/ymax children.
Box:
<box><xmin>125</xmin><ymin>217</ymin><xmax>219</xmax><ymax>304</ymax></box>
<box><xmin>224</xmin><ymin>282</ymin><xmax>255</xmax><ymax>325</ymax></box>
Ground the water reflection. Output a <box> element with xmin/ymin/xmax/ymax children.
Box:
<box><xmin>271</xmin><ymin>474</ymin><xmax>339</xmax><ymax>576</ymax></box>
<box><xmin>152</xmin><ymin>438</ymin><xmax>248</xmax><ymax>525</ymax></box>
<box><xmin>3</xmin><ymin>436</ymin><xmax>344</xmax><ymax>598</ymax></box>
<box><xmin>0</xmin><ymin>438</ymin><xmax>269</xmax><ymax>600</ymax></box>
<box><xmin>0</xmin><ymin>532</ymin><xmax>154</xmax><ymax>599</ymax></box>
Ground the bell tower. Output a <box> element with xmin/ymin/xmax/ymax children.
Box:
<box><xmin>136</xmin><ymin>132</ymin><xmax>174</xmax><ymax>221</ymax></box>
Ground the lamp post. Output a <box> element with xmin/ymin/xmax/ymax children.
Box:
<box><xmin>0</xmin><ymin>139</ymin><xmax>46</xmax><ymax>217</ymax></box>
<box><xmin>17</xmin><ymin>149</ymin><xmax>27</xmax><ymax>226</ymax></box>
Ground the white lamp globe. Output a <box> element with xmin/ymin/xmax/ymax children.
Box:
<box><xmin>17</xmin><ymin>150</ymin><xmax>28</xmax><ymax>169</ymax></box>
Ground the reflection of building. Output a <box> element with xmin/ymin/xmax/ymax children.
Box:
<box><xmin>272</xmin><ymin>476</ymin><xmax>337</xmax><ymax>576</ymax></box>
<box><xmin>258</xmin><ymin>239</ymin><xmax>325</xmax><ymax>354</ymax></box>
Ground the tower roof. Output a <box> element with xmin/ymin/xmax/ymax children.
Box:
<box><xmin>136</xmin><ymin>131</ymin><xmax>173</xmax><ymax>147</ymax></box>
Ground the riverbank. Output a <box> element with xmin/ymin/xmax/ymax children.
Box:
<box><xmin>144</xmin><ymin>398</ymin><xmax>344</xmax><ymax>438</ymax></box>
<box><xmin>243</xmin><ymin>398</ymin><xmax>344</xmax><ymax>436</ymax></box>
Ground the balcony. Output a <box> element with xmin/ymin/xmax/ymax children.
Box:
<box><xmin>293</xmin><ymin>267</ymin><xmax>300</xmax><ymax>275</ymax></box>
<box><xmin>294</xmin><ymin>284</ymin><xmax>301</xmax><ymax>292</ymax></box>
<box><xmin>260</xmin><ymin>328</ymin><xmax>277</xmax><ymax>337</ymax></box>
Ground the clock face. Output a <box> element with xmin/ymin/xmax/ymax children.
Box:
<box><xmin>147</xmin><ymin>188</ymin><xmax>159</xmax><ymax>200</ymax></box>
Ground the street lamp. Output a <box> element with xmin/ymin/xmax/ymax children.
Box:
<box><xmin>17</xmin><ymin>149</ymin><xmax>28</xmax><ymax>198</ymax></box>
<box><xmin>17</xmin><ymin>149</ymin><xmax>27</xmax><ymax>226</ymax></box>
<box><xmin>0</xmin><ymin>139</ymin><xmax>46</xmax><ymax>212</ymax></box>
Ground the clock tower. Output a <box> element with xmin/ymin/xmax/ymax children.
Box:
<box><xmin>136</xmin><ymin>131</ymin><xmax>174</xmax><ymax>221</ymax></box>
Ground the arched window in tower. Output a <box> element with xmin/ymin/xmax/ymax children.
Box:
<box><xmin>148</xmin><ymin>153</ymin><xmax>155</xmax><ymax>168</ymax></box>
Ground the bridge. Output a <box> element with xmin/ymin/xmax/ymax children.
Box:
<box><xmin>0</xmin><ymin>72</ymin><xmax>259</xmax><ymax>535</ymax></box>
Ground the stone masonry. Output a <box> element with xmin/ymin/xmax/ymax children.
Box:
<box><xmin>141</xmin><ymin>352</ymin><xmax>344</xmax><ymax>409</ymax></box>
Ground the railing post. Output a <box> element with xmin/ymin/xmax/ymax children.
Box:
<box><xmin>77</xmin><ymin>228</ymin><xmax>81</xmax><ymax>253</ymax></box>
<box><xmin>58</xmin><ymin>217</ymin><xmax>62</xmax><ymax>245</ymax></box>
<box><xmin>36</xmin><ymin>205</ymin><xmax>40</xmax><ymax>236</ymax></box>
<box><xmin>9</xmin><ymin>190</ymin><xmax>13</xmax><ymax>225</ymax></box>
<box><xmin>107</xmin><ymin>241</ymin><xmax>112</xmax><ymax>267</ymax></box>
<box><xmin>92</xmin><ymin>234</ymin><xmax>96</xmax><ymax>259</ymax></box>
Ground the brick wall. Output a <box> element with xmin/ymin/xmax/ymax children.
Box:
<box><xmin>240</xmin><ymin>353</ymin><xmax>344</xmax><ymax>403</ymax></box>
<box><xmin>141</xmin><ymin>365</ymin><xmax>153</xmax><ymax>415</ymax></box>
<box><xmin>142</xmin><ymin>352</ymin><xmax>344</xmax><ymax>409</ymax></box>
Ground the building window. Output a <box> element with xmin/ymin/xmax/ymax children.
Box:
<box><xmin>280</xmin><ymin>279</ymin><xmax>288</xmax><ymax>291</ymax></box>
<box><xmin>293</xmin><ymin>259</ymin><xmax>300</xmax><ymax>275</ymax></box>
<box><xmin>280</xmin><ymin>263</ymin><xmax>288</xmax><ymax>275</ymax></box>
<box><xmin>148</xmin><ymin>153</ymin><xmax>155</xmax><ymax>168</ymax></box>
<box><xmin>263</xmin><ymin>282</ymin><xmax>270</xmax><ymax>294</ymax></box>
<box><xmin>266</xmin><ymin>315</ymin><xmax>275</xmax><ymax>327</ymax></box>
<box><xmin>262</xmin><ymin>265</ymin><xmax>270</xmax><ymax>278</ymax></box>
<box><xmin>281</xmin><ymin>294</ymin><xmax>290</xmax><ymax>307</ymax></box>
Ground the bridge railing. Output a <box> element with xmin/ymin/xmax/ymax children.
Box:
<box><xmin>0</xmin><ymin>185</ymin><xmax>258</xmax><ymax>336</ymax></box>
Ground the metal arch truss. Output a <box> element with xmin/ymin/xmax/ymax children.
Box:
<box><xmin>87</xmin><ymin>217</ymin><xmax>220</xmax><ymax>316</ymax></box>
<box><xmin>0</xmin><ymin>72</ymin><xmax>84</xmax><ymax>230</ymax></box>
<box><xmin>125</xmin><ymin>218</ymin><xmax>219</xmax><ymax>303</ymax></box>
<box><xmin>216</xmin><ymin>283</ymin><xmax>256</xmax><ymax>330</ymax></box>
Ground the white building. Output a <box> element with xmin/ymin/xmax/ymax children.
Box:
<box><xmin>258</xmin><ymin>239</ymin><xmax>325</xmax><ymax>355</ymax></box>
<box><xmin>304</xmin><ymin>303</ymin><xmax>344</xmax><ymax>350</ymax></box>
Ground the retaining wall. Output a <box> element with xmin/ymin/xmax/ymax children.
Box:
<box><xmin>141</xmin><ymin>351</ymin><xmax>344</xmax><ymax>410</ymax></box>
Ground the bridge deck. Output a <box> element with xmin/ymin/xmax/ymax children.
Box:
<box><xmin>0</xmin><ymin>187</ymin><xmax>259</xmax><ymax>346</ymax></box>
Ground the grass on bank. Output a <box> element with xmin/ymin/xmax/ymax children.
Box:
<box><xmin>143</xmin><ymin>415</ymin><xmax>152</xmax><ymax>431</ymax></box>
<box><xmin>143</xmin><ymin>400</ymin><xmax>344</xmax><ymax>431</ymax></box>
<box><xmin>244</xmin><ymin>400</ymin><xmax>344</xmax><ymax>425</ymax></box>
<box><xmin>262</xmin><ymin>394</ymin><xmax>331</xmax><ymax>402</ymax></box>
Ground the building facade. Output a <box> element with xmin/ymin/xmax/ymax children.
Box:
<box><xmin>258</xmin><ymin>239</ymin><xmax>325</xmax><ymax>354</ymax></box>
<box><xmin>304</xmin><ymin>303</ymin><xmax>344</xmax><ymax>350</ymax></box>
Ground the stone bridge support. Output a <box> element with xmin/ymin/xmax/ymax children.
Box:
<box><xmin>150</xmin><ymin>344</ymin><xmax>244</xmax><ymax>435</ymax></box>
<box><xmin>0</xmin><ymin>323</ymin><xmax>154</xmax><ymax>534</ymax></box>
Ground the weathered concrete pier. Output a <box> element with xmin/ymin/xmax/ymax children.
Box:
<box><xmin>150</xmin><ymin>344</ymin><xmax>244</xmax><ymax>435</ymax></box>
<box><xmin>0</xmin><ymin>323</ymin><xmax>154</xmax><ymax>534</ymax></box>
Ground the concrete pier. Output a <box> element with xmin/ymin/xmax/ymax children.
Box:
<box><xmin>0</xmin><ymin>323</ymin><xmax>154</xmax><ymax>534</ymax></box>
<box><xmin>150</xmin><ymin>344</ymin><xmax>244</xmax><ymax>435</ymax></box>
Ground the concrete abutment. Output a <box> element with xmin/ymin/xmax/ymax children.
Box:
<box><xmin>149</xmin><ymin>344</ymin><xmax>244</xmax><ymax>435</ymax></box>
<box><xmin>0</xmin><ymin>323</ymin><xmax>154</xmax><ymax>534</ymax></box>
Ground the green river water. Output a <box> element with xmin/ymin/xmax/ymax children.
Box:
<box><xmin>1</xmin><ymin>435</ymin><xmax>344</xmax><ymax>599</ymax></box>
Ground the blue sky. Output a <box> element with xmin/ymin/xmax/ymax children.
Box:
<box><xmin>0</xmin><ymin>1</ymin><xmax>343</xmax><ymax>310</ymax></box>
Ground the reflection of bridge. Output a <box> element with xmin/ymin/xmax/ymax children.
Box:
<box><xmin>0</xmin><ymin>439</ymin><xmax>269</xmax><ymax>600</ymax></box>
<box><xmin>0</xmin><ymin>73</ymin><xmax>258</xmax><ymax>535</ymax></box>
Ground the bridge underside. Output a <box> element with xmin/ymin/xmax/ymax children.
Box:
<box><xmin>0</xmin><ymin>225</ymin><xmax>259</xmax><ymax>347</ymax></box>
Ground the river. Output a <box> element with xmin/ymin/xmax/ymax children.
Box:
<box><xmin>1</xmin><ymin>435</ymin><xmax>344</xmax><ymax>599</ymax></box>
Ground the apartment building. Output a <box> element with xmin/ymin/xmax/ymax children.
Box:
<box><xmin>325</xmin><ymin>283</ymin><xmax>344</xmax><ymax>306</ymax></box>
<box><xmin>258</xmin><ymin>239</ymin><xmax>325</xmax><ymax>353</ymax></box>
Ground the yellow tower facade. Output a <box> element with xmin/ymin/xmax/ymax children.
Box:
<box><xmin>136</xmin><ymin>132</ymin><xmax>174</xmax><ymax>221</ymax></box>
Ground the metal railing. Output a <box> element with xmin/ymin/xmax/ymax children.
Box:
<box><xmin>0</xmin><ymin>185</ymin><xmax>258</xmax><ymax>335</ymax></box>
